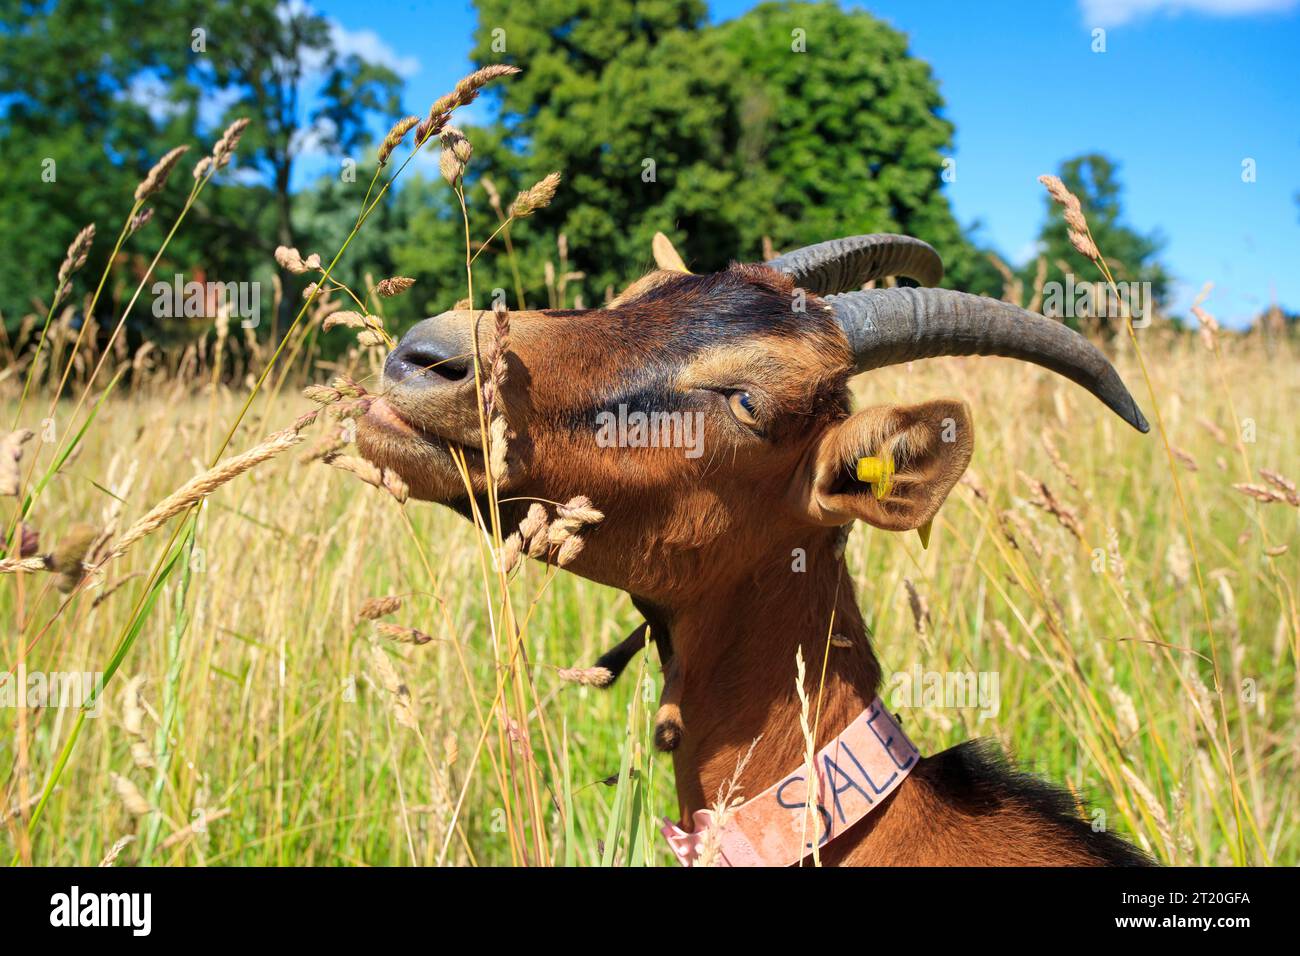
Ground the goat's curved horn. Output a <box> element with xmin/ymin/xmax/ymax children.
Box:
<box><xmin>764</xmin><ymin>234</ymin><xmax>944</xmax><ymax>294</ymax></box>
<box><xmin>826</xmin><ymin>287</ymin><xmax>1150</xmax><ymax>433</ymax></box>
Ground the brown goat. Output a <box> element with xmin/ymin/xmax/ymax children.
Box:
<box><xmin>357</xmin><ymin>234</ymin><xmax>1152</xmax><ymax>866</ymax></box>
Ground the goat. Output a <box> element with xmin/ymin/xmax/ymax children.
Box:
<box><xmin>357</xmin><ymin>233</ymin><xmax>1153</xmax><ymax>865</ymax></box>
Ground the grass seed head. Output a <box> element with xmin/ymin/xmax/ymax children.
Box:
<box><xmin>375</xmin><ymin>276</ymin><xmax>415</xmax><ymax>298</ymax></box>
<box><xmin>378</xmin><ymin>115</ymin><xmax>420</xmax><ymax>166</ymax></box>
<box><xmin>509</xmin><ymin>172</ymin><xmax>561</xmax><ymax>219</ymax></box>
<box><xmin>358</xmin><ymin>595</ymin><xmax>403</xmax><ymax>620</ymax></box>
<box><xmin>1</xmin><ymin>429</ymin><xmax>35</xmax><ymax>497</ymax></box>
<box><xmin>134</xmin><ymin>145</ymin><xmax>189</xmax><ymax>202</ymax></box>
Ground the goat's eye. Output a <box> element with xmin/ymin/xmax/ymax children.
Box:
<box><xmin>727</xmin><ymin>390</ymin><xmax>759</xmax><ymax>426</ymax></box>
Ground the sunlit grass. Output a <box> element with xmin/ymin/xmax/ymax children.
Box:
<box><xmin>3</xmin><ymin>330</ymin><xmax>1295</xmax><ymax>866</ymax></box>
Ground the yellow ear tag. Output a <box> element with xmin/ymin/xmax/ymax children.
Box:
<box><xmin>855</xmin><ymin>454</ymin><xmax>894</xmax><ymax>500</ymax></box>
<box><xmin>916</xmin><ymin>518</ymin><xmax>933</xmax><ymax>550</ymax></box>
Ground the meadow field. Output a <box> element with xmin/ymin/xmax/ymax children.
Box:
<box><xmin>3</xmin><ymin>321</ymin><xmax>1296</xmax><ymax>867</ymax></box>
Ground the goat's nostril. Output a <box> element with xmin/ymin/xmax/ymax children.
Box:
<box><xmin>401</xmin><ymin>346</ymin><xmax>469</xmax><ymax>383</ymax></box>
<box><xmin>386</xmin><ymin>317</ymin><xmax>475</xmax><ymax>389</ymax></box>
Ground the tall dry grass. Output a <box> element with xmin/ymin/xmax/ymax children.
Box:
<box><xmin>1</xmin><ymin>70</ymin><xmax>1296</xmax><ymax>867</ymax></box>
<box><xmin>2</xmin><ymin>332</ymin><xmax>1295</xmax><ymax>865</ymax></box>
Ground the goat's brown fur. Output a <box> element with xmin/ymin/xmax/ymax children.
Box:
<box><xmin>358</xmin><ymin>263</ymin><xmax>1151</xmax><ymax>866</ymax></box>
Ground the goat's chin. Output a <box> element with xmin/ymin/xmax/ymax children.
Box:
<box><xmin>356</xmin><ymin>402</ymin><xmax>487</xmax><ymax>502</ymax></box>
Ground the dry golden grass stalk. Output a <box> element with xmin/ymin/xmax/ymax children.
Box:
<box><xmin>992</xmin><ymin>619</ymin><xmax>1032</xmax><ymax>661</ymax></box>
<box><xmin>454</xmin><ymin>64</ymin><xmax>520</xmax><ymax>101</ymax></box>
<box><xmin>1020</xmin><ymin>471</ymin><xmax>1086</xmax><ymax>541</ymax></box>
<box><xmin>358</xmin><ymin>595</ymin><xmax>403</xmax><ymax>620</ymax></box>
<box><xmin>382</xmin><ymin>469</ymin><xmax>409</xmax><ymax>504</ymax></box>
<box><xmin>134</xmin><ymin>145</ymin><xmax>189</xmax><ymax>202</ymax></box>
<box><xmin>369</xmin><ymin>644</ymin><xmax>419</xmax><ymax>730</ymax></box>
<box><xmin>903</xmin><ymin>578</ymin><xmax>930</xmax><ymax>635</ymax></box>
<box><xmin>97</xmin><ymin>835</ymin><xmax>135</xmax><ymax>867</ymax></box>
<box><xmin>321</xmin><ymin>311</ymin><xmax>368</xmax><ymax>332</ymax></box>
<box><xmin>356</xmin><ymin>329</ymin><xmax>386</xmax><ymax>348</ymax></box>
<box><xmin>1068</xmin><ymin>229</ymin><xmax>1100</xmax><ymax>261</ymax></box>
<box><xmin>376</xmin><ymin>621</ymin><xmax>433</xmax><ymax>645</ymax></box>
<box><xmin>127</xmin><ymin>207</ymin><xmax>154</xmax><ymax>236</ymax></box>
<box><xmin>556</xmin><ymin>665</ymin><xmax>613</xmax><ymax>687</ymax></box>
<box><xmin>110</xmin><ymin>773</ymin><xmax>151</xmax><ymax>817</ymax></box>
<box><xmin>299</xmin><ymin>432</ymin><xmax>349</xmax><ymax>465</ymax></box>
<box><xmin>375</xmin><ymin>276</ymin><xmax>415</xmax><ymax>298</ymax></box>
<box><xmin>555</xmin><ymin>535</ymin><xmax>584</xmax><ymax>567</ymax></box>
<box><xmin>482</xmin><ymin>302</ymin><xmax>510</xmax><ymax>419</ymax></box>
<box><xmin>794</xmin><ymin>642</ymin><xmax>819</xmax><ymax>867</ymax></box>
<box><xmin>1002</xmin><ymin>508</ymin><xmax>1045</xmax><ymax>559</ymax></box>
<box><xmin>52</xmin><ymin>224</ymin><xmax>95</xmax><ymax>308</ymax></box>
<box><xmin>546</xmin><ymin>517</ymin><xmax>580</xmax><ymax>546</ymax></box>
<box><xmin>119</xmin><ymin>676</ymin><xmax>148</xmax><ymax>733</ymax></box>
<box><xmin>303</xmin><ymin>383</ymin><xmax>344</xmax><ymax>404</ymax></box>
<box><xmin>325</xmin><ymin>453</ymin><xmax>407</xmax><ymax>503</ymax></box>
<box><xmin>192</xmin><ymin>155</ymin><xmax>212</xmax><ymax>180</ymax></box>
<box><xmin>274</xmin><ymin>246</ymin><xmax>321</xmax><ymax>275</ymax></box>
<box><xmin>325</xmin><ymin>453</ymin><xmax>382</xmax><ymax>487</ymax></box>
<box><xmin>415</xmin><ymin>65</ymin><xmax>521</xmax><ymax>146</ymax></box>
<box><xmin>1198</xmin><ymin>416</ymin><xmax>1229</xmax><ymax>446</ymax></box>
<box><xmin>481</xmin><ymin>175</ymin><xmax>503</xmax><ymax>216</ymax></box>
<box><xmin>695</xmin><ymin>736</ymin><xmax>760</xmax><ymax>868</ymax></box>
<box><xmin>1232</xmin><ymin>483</ymin><xmax>1293</xmax><ymax>506</ymax></box>
<box><xmin>1260</xmin><ymin>468</ymin><xmax>1299</xmax><ymax>505</ymax></box>
<box><xmin>111</xmin><ymin>426</ymin><xmax>306</xmax><ymax>559</ymax></box>
<box><xmin>91</xmin><ymin>571</ymin><xmax>144</xmax><ymax>609</ymax></box>
<box><xmin>556</xmin><ymin>495</ymin><xmax>603</xmax><ymax>526</ymax></box>
<box><xmin>509</xmin><ymin>172</ymin><xmax>561</xmax><ymax>218</ymax></box>
<box><xmin>331</xmin><ymin>376</ymin><xmax>368</xmax><ymax>398</ymax></box>
<box><xmin>497</xmin><ymin>531</ymin><xmax>522</xmax><ymax>575</ymax></box>
<box><xmin>158</xmin><ymin>808</ymin><xmax>232</xmax><ymax>851</ymax></box>
<box><xmin>1171</xmin><ymin>446</ymin><xmax>1199</xmax><ymax>471</ymax></box>
<box><xmin>488</xmin><ymin>416</ymin><xmax>508</xmax><ymax>480</ymax></box>
<box><xmin>987</xmin><ymin>251</ymin><xmax>1023</xmax><ymax>306</ymax></box>
<box><xmin>211</xmin><ymin>117</ymin><xmax>250</xmax><ymax>170</ymax></box>
<box><xmin>1037</xmin><ymin>175</ymin><xmax>1101</xmax><ymax>260</ymax></box>
<box><xmin>0</xmin><ymin>557</ymin><xmax>47</xmax><ymax>574</ymax></box>
<box><xmin>439</xmin><ymin>127</ymin><xmax>473</xmax><ymax>184</ymax></box>
<box><xmin>1</xmin><ymin>428</ymin><xmax>34</xmax><ymax>497</ymax></box>
<box><xmin>518</xmin><ymin>502</ymin><xmax>548</xmax><ymax>543</ymax></box>
<box><xmin>378</xmin><ymin>115</ymin><xmax>420</xmax><ymax>166</ymax></box>
<box><xmin>1120</xmin><ymin>764</ymin><xmax>1176</xmax><ymax>860</ymax></box>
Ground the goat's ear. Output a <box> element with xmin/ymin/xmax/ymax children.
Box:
<box><xmin>804</xmin><ymin>400</ymin><xmax>974</xmax><ymax>531</ymax></box>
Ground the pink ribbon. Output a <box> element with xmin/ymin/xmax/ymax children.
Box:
<box><xmin>660</xmin><ymin>698</ymin><xmax>919</xmax><ymax>867</ymax></box>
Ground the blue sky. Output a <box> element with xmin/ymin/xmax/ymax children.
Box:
<box><xmin>314</xmin><ymin>0</ymin><xmax>1300</xmax><ymax>326</ymax></box>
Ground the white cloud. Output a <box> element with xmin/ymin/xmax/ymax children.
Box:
<box><xmin>1081</xmin><ymin>0</ymin><xmax>1299</xmax><ymax>27</ymax></box>
<box><xmin>327</xmin><ymin>21</ymin><xmax>421</xmax><ymax>79</ymax></box>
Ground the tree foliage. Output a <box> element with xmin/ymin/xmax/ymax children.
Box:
<box><xmin>1028</xmin><ymin>153</ymin><xmax>1169</xmax><ymax>315</ymax></box>
<box><xmin>0</xmin><ymin>0</ymin><xmax>400</xmax><ymax>338</ymax></box>
<box><xmin>392</xmin><ymin>0</ymin><xmax>1003</xmax><ymax>315</ymax></box>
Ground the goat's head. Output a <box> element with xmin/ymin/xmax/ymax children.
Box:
<box><xmin>357</xmin><ymin>235</ymin><xmax>1147</xmax><ymax>603</ymax></box>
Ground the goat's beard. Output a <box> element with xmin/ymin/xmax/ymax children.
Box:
<box><xmin>356</xmin><ymin>398</ymin><xmax>490</xmax><ymax>502</ymax></box>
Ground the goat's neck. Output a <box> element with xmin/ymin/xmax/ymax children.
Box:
<box><xmin>664</xmin><ymin>533</ymin><xmax>882</xmax><ymax>817</ymax></box>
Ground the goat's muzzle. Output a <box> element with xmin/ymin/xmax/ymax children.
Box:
<box><xmin>355</xmin><ymin>311</ymin><xmax>491</xmax><ymax>500</ymax></box>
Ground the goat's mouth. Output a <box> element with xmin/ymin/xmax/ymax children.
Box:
<box><xmin>356</xmin><ymin>396</ymin><xmax>489</xmax><ymax>500</ymax></box>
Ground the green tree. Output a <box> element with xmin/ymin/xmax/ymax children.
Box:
<box><xmin>0</xmin><ymin>0</ymin><xmax>400</xmax><ymax>343</ymax></box>
<box><xmin>1029</xmin><ymin>153</ymin><xmax>1169</xmax><ymax>329</ymax></box>
<box><xmin>715</xmin><ymin>0</ymin><xmax>1000</xmax><ymax>293</ymax></box>
<box><xmin>391</xmin><ymin>0</ymin><xmax>1001</xmax><ymax>314</ymax></box>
